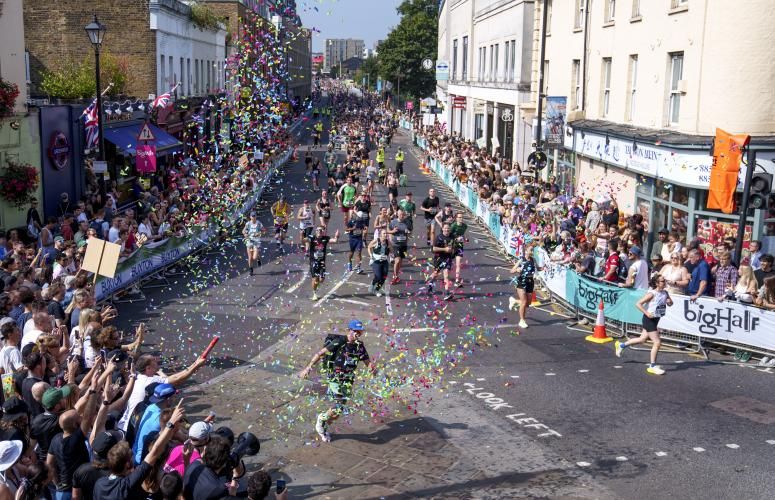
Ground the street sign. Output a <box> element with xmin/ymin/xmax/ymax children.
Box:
<box><xmin>406</xmin><ymin>101</ymin><xmax>414</xmax><ymax>110</ymax></box>
<box><xmin>422</xmin><ymin>58</ymin><xmax>434</xmax><ymax>70</ymax></box>
<box><xmin>92</xmin><ymin>160</ymin><xmax>108</xmax><ymax>173</ymax></box>
<box><xmin>137</xmin><ymin>122</ymin><xmax>156</xmax><ymax>141</ymax></box>
<box><xmin>435</xmin><ymin>60</ymin><xmax>449</xmax><ymax>81</ymax></box>
<box><xmin>429</xmin><ymin>106</ymin><xmax>441</xmax><ymax>114</ymax></box>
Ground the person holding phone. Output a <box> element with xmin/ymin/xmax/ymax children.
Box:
<box><xmin>615</xmin><ymin>274</ymin><xmax>673</xmax><ymax>375</ymax></box>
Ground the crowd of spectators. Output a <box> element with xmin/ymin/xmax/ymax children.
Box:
<box><xmin>0</xmin><ymin>109</ymin><xmax>301</xmax><ymax>498</ymax></box>
<box><xmin>411</xmin><ymin>128</ymin><xmax>775</xmax><ymax>309</ymax></box>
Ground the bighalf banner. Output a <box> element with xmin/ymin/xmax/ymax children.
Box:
<box><xmin>565</xmin><ymin>270</ymin><xmax>644</xmax><ymax>324</ymax></box>
<box><xmin>707</xmin><ymin>128</ymin><xmax>750</xmax><ymax>214</ymax></box>
<box><xmin>136</xmin><ymin>144</ymin><xmax>157</xmax><ymax>174</ymax></box>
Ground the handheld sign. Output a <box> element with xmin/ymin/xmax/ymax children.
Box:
<box><xmin>201</xmin><ymin>336</ymin><xmax>220</xmax><ymax>359</ymax></box>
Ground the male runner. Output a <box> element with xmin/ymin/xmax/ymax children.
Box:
<box><xmin>345</xmin><ymin>211</ymin><xmax>366</xmax><ymax>274</ymax></box>
<box><xmin>336</xmin><ymin>177</ymin><xmax>357</xmax><ymax>217</ymax></box>
<box><xmin>427</xmin><ymin>222</ymin><xmax>455</xmax><ymax>299</ymax></box>
<box><xmin>388</xmin><ymin>209</ymin><xmax>410</xmax><ymax>284</ymax></box>
<box><xmin>307</xmin><ymin>226</ymin><xmax>340</xmax><ymax>301</ymax></box>
<box><xmin>296</xmin><ymin>200</ymin><xmax>315</xmax><ymax>253</ymax></box>
<box><xmin>420</xmin><ymin>188</ymin><xmax>440</xmax><ymax>246</ymax></box>
<box><xmin>299</xmin><ymin>319</ymin><xmax>377</xmax><ymax>442</ymax></box>
<box><xmin>271</xmin><ymin>194</ymin><xmax>290</xmax><ymax>251</ymax></box>
<box><xmin>450</xmin><ymin>212</ymin><xmax>468</xmax><ymax>287</ymax></box>
<box><xmin>398</xmin><ymin>192</ymin><xmax>416</xmax><ymax>234</ymax></box>
<box><xmin>434</xmin><ymin>203</ymin><xmax>455</xmax><ymax>230</ymax></box>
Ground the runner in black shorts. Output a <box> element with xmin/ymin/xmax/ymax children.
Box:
<box><xmin>345</xmin><ymin>211</ymin><xmax>366</xmax><ymax>274</ymax></box>
<box><xmin>510</xmin><ymin>242</ymin><xmax>537</xmax><ymax>329</ymax></box>
<box><xmin>427</xmin><ymin>222</ymin><xmax>455</xmax><ymax>299</ymax></box>
<box><xmin>316</xmin><ymin>190</ymin><xmax>332</xmax><ymax>230</ymax></box>
<box><xmin>308</xmin><ymin>226</ymin><xmax>339</xmax><ymax>301</ymax></box>
<box><xmin>388</xmin><ymin>209</ymin><xmax>410</xmax><ymax>284</ymax></box>
<box><xmin>421</xmin><ymin>188</ymin><xmax>440</xmax><ymax>246</ymax></box>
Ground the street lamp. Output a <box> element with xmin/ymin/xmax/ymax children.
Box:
<box><xmin>84</xmin><ymin>14</ymin><xmax>107</xmax><ymax>164</ymax></box>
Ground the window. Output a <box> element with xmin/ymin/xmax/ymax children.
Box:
<box><xmin>478</xmin><ymin>47</ymin><xmax>485</xmax><ymax>81</ymax></box>
<box><xmin>601</xmin><ymin>57</ymin><xmax>612</xmax><ymax>117</ymax></box>
<box><xmin>25</xmin><ymin>51</ymin><xmax>31</xmax><ymax>83</ymax></box>
<box><xmin>452</xmin><ymin>39</ymin><xmax>458</xmax><ymax>80</ymax></box>
<box><xmin>632</xmin><ymin>0</ymin><xmax>641</xmax><ymax>17</ymax></box>
<box><xmin>462</xmin><ymin>36</ymin><xmax>468</xmax><ymax>80</ymax></box>
<box><xmin>546</xmin><ymin>0</ymin><xmax>553</xmax><ymax>35</ymax></box>
<box><xmin>169</xmin><ymin>56</ymin><xmax>173</xmax><ymax>87</ymax></box>
<box><xmin>187</xmin><ymin>59</ymin><xmax>191</xmax><ymax>95</ymax></box>
<box><xmin>668</xmin><ymin>52</ymin><xmax>684</xmax><ymax>124</ymax></box>
<box><xmin>543</xmin><ymin>60</ymin><xmax>549</xmax><ymax>94</ymax></box>
<box><xmin>571</xmin><ymin>60</ymin><xmax>581</xmax><ymax>109</ymax></box>
<box><xmin>605</xmin><ymin>0</ymin><xmax>615</xmax><ymax>22</ymax></box>
<box><xmin>194</xmin><ymin>60</ymin><xmax>199</xmax><ymax>94</ymax></box>
<box><xmin>489</xmin><ymin>45</ymin><xmax>495</xmax><ymax>81</ymax></box>
<box><xmin>509</xmin><ymin>39</ymin><xmax>516</xmax><ymax>82</ymax></box>
<box><xmin>504</xmin><ymin>41</ymin><xmax>510</xmax><ymax>81</ymax></box>
<box><xmin>180</xmin><ymin>58</ymin><xmax>184</xmax><ymax>95</ymax></box>
<box><xmin>160</xmin><ymin>54</ymin><xmax>166</xmax><ymax>92</ymax></box>
<box><xmin>574</xmin><ymin>0</ymin><xmax>585</xmax><ymax>29</ymax></box>
<box><xmin>671</xmin><ymin>0</ymin><xmax>688</xmax><ymax>8</ymax></box>
<box><xmin>626</xmin><ymin>55</ymin><xmax>638</xmax><ymax>120</ymax></box>
<box><xmin>494</xmin><ymin>44</ymin><xmax>499</xmax><ymax>81</ymax></box>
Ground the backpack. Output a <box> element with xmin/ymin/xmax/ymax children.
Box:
<box><xmin>617</xmin><ymin>255</ymin><xmax>629</xmax><ymax>282</ymax></box>
<box><xmin>322</xmin><ymin>334</ymin><xmax>346</xmax><ymax>374</ymax></box>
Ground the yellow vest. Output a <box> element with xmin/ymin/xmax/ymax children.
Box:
<box><xmin>376</xmin><ymin>150</ymin><xmax>385</xmax><ymax>162</ymax></box>
<box><xmin>396</xmin><ymin>151</ymin><xmax>404</xmax><ymax>162</ymax></box>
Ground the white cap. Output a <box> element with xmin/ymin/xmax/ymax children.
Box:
<box><xmin>189</xmin><ymin>421</ymin><xmax>212</xmax><ymax>441</ymax></box>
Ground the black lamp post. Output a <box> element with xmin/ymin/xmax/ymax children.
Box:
<box><xmin>84</xmin><ymin>15</ymin><xmax>107</xmax><ymax>163</ymax></box>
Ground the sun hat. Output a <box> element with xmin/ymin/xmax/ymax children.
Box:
<box><xmin>0</xmin><ymin>440</ymin><xmax>23</xmax><ymax>472</ymax></box>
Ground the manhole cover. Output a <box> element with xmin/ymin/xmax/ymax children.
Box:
<box><xmin>710</xmin><ymin>396</ymin><xmax>775</xmax><ymax>424</ymax></box>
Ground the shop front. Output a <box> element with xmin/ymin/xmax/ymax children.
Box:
<box><xmin>569</xmin><ymin>121</ymin><xmax>775</xmax><ymax>257</ymax></box>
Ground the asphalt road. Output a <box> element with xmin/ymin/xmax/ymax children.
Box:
<box><xmin>115</xmin><ymin>109</ymin><xmax>775</xmax><ymax>499</ymax></box>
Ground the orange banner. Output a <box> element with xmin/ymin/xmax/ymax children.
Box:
<box><xmin>707</xmin><ymin>128</ymin><xmax>750</xmax><ymax>214</ymax></box>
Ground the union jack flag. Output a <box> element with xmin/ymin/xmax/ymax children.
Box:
<box><xmin>82</xmin><ymin>99</ymin><xmax>99</xmax><ymax>149</ymax></box>
<box><xmin>152</xmin><ymin>83</ymin><xmax>178</xmax><ymax>108</ymax></box>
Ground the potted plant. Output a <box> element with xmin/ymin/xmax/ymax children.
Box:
<box><xmin>0</xmin><ymin>161</ymin><xmax>40</xmax><ymax>208</ymax></box>
<box><xmin>0</xmin><ymin>78</ymin><xmax>20</xmax><ymax>118</ymax></box>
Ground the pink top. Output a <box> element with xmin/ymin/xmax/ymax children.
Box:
<box><xmin>164</xmin><ymin>444</ymin><xmax>201</xmax><ymax>476</ymax></box>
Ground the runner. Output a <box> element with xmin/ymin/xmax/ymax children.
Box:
<box><xmin>296</xmin><ymin>200</ymin><xmax>315</xmax><ymax>253</ymax></box>
<box><xmin>420</xmin><ymin>188</ymin><xmax>440</xmax><ymax>246</ymax></box>
<box><xmin>316</xmin><ymin>190</ymin><xmax>332</xmax><ymax>230</ymax></box>
<box><xmin>427</xmin><ymin>222</ymin><xmax>455</xmax><ymax>300</ymax></box>
<box><xmin>377</xmin><ymin>161</ymin><xmax>388</xmax><ymax>186</ymax></box>
<box><xmin>368</xmin><ymin>230</ymin><xmax>391</xmax><ymax>296</ymax></box>
<box><xmin>509</xmin><ymin>242</ymin><xmax>538</xmax><ymax>329</ymax></box>
<box><xmin>397</xmin><ymin>192</ymin><xmax>416</xmax><ymax>234</ymax></box>
<box><xmin>615</xmin><ymin>274</ymin><xmax>673</xmax><ymax>375</ymax></box>
<box><xmin>353</xmin><ymin>191</ymin><xmax>372</xmax><ymax>240</ymax></box>
<box><xmin>388</xmin><ymin>209</ymin><xmax>410</xmax><ymax>284</ymax></box>
<box><xmin>345</xmin><ymin>211</ymin><xmax>366</xmax><ymax>274</ymax></box>
<box><xmin>271</xmin><ymin>194</ymin><xmax>291</xmax><ymax>251</ymax></box>
<box><xmin>307</xmin><ymin>226</ymin><xmax>340</xmax><ymax>301</ymax></box>
<box><xmin>242</xmin><ymin>211</ymin><xmax>264</xmax><ymax>276</ymax></box>
<box><xmin>450</xmin><ymin>211</ymin><xmax>468</xmax><ymax>287</ymax></box>
<box><xmin>364</xmin><ymin>160</ymin><xmax>378</xmax><ymax>197</ymax></box>
<box><xmin>311</xmin><ymin>157</ymin><xmax>321</xmax><ymax>191</ymax></box>
<box><xmin>434</xmin><ymin>203</ymin><xmax>455</xmax><ymax>230</ymax></box>
<box><xmin>299</xmin><ymin>319</ymin><xmax>377</xmax><ymax>442</ymax></box>
<box><xmin>386</xmin><ymin>171</ymin><xmax>399</xmax><ymax>202</ymax></box>
<box><xmin>336</xmin><ymin>177</ymin><xmax>357</xmax><ymax>218</ymax></box>
<box><xmin>372</xmin><ymin>206</ymin><xmax>390</xmax><ymax>241</ymax></box>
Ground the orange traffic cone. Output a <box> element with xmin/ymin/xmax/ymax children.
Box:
<box><xmin>585</xmin><ymin>299</ymin><xmax>613</xmax><ymax>344</ymax></box>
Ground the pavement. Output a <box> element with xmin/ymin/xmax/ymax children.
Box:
<box><xmin>113</xmin><ymin>109</ymin><xmax>775</xmax><ymax>499</ymax></box>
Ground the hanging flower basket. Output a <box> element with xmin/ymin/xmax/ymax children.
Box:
<box><xmin>0</xmin><ymin>78</ymin><xmax>20</xmax><ymax>118</ymax></box>
<box><xmin>0</xmin><ymin>161</ymin><xmax>39</xmax><ymax>208</ymax></box>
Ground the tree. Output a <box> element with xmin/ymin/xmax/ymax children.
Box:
<box><xmin>378</xmin><ymin>0</ymin><xmax>437</xmax><ymax>100</ymax></box>
<box><xmin>355</xmin><ymin>56</ymin><xmax>380</xmax><ymax>89</ymax></box>
<box><xmin>39</xmin><ymin>53</ymin><xmax>133</xmax><ymax>99</ymax></box>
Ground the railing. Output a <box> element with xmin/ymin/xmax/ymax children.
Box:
<box><xmin>409</xmin><ymin>126</ymin><xmax>775</xmax><ymax>360</ymax></box>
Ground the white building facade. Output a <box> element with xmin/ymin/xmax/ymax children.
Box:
<box><xmin>151</xmin><ymin>0</ymin><xmax>227</xmax><ymax>98</ymax></box>
<box><xmin>438</xmin><ymin>0</ymin><xmax>535</xmax><ymax>166</ymax></box>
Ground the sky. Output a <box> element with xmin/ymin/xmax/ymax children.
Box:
<box><xmin>296</xmin><ymin>0</ymin><xmax>402</xmax><ymax>52</ymax></box>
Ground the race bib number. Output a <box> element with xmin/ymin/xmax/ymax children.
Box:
<box><xmin>322</xmin><ymin>210</ymin><xmax>331</xmax><ymax>218</ymax></box>
<box><xmin>313</xmin><ymin>250</ymin><xmax>325</xmax><ymax>260</ymax></box>
<box><xmin>396</xmin><ymin>234</ymin><xmax>407</xmax><ymax>242</ymax></box>
<box><xmin>655</xmin><ymin>304</ymin><xmax>667</xmax><ymax>317</ymax></box>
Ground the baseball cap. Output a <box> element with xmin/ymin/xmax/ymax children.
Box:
<box><xmin>107</xmin><ymin>349</ymin><xmax>128</xmax><ymax>364</ymax></box>
<box><xmin>149</xmin><ymin>383</ymin><xmax>177</xmax><ymax>404</ymax></box>
<box><xmin>54</xmin><ymin>236</ymin><xmax>65</xmax><ymax>243</ymax></box>
<box><xmin>348</xmin><ymin>319</ymin><xmax>364</xmax><ymax>331</ymax></box>
<box><xmin>1</xmin><ymin>398</ymin><xmax>29</xmax><ymax>421</ymax></box>
<box><xmin>629</xmin><ymin>245</ymin><xmax>642</xmax><ymax>257</ymax></box>
<box><xmin>0</xmin><ymin>317</ymin><xmax>15</xmax><ymax>330</ymax></box>
<box><xmin>41</xmin><ymin>386</ymin><xmax>73</xmax><ymax>410</ymax></box>
<box><xmin>0</xmin><ymin>440</ymin><xmax>23</xmax><ymax>472</ymax></box>
<box><xmin>189</xmin><ymin>421</ymin><xmax>213</xmax><ymax>441</ymax></box>
<box><xmin>91</xmin><ymin>430</ymin><xmax>124</xmax><ymax>460</ymax></box>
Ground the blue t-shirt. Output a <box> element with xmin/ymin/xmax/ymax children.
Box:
<box><xmin>132</xmin><ymin>403</ymin><xmax>161</xmax><ymax>464</ymax></box>
<box><xmin>687</xmin><ymin>259</ymin><xmax>710</xmax><ymax>295</ymax></box>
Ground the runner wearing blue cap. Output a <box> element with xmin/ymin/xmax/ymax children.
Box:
<box><xmin>298</xmin><ymin>319</ymin><xmax>377</xmax><ymax>442</ymax></box>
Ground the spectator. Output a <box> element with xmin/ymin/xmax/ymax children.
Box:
<box><xmin>47</xmin><ymin>409</ymin><xmax>94</xmax><ymax>498</ymax></box>
<box><xmin>734</xmin><ymin>265</ymin><xmax>758</xmax><ymax>304</ymax></box>
<box><xmin>749</xmin><ymin>240</ymin><xmax>763</xmax><ymax>270</ymax></box>
<box><xmin>619</xmin><ymin>246</ymin><xmax>649</xmax><ymax>290</ymax></box>
<box><xmin>755</xmin><ymin>276</ymin><xmax>775</xmax><ymax>310</ymax></box>
<box><xmin>754</xmin><ymin>254</ymin><xmax>774</xmax><ymax>287</ymax></box>
<box><xmin>686</xmin><ymin>249</ymin><xmax>711</xmax><ymax>301</ymax></box>
<box><xmin>652</xmin><ymin>229</ymin><xmax>669</xmax><ymax>262</ymax></box>
<box><xmin>712</xmin><ymin>252</ymin><xmax>738</xmax><ymax>300</ymax></box>
<box><xmin>132</xmin><ymin>383</ymin><xmax>177</xmax><ymax>464</ymax></box>
<box><xmin>21</xmin><ymin>352</ymin><xmax>47</xmax><ymax>417</ymax></box>
<box><xmin>660</xmin><ymin>252</ymin><xmax>690</xmax><ymax>295</ymax></box>
<box><xmin>182</xmin><ymin>434</ymin><xmax>239</xmax><ymax>500</ymax></box>
<box><xmin>603</xmin><ymin>240</ymin><xmax>620</xmax><ymax>283</ymax></box>
<box><xmin>650</xmin><ymin>254</ymin><xmax>665</xmax><ymax>277</ymax></box>
<box><xmin>574</xmin><ymin>242</ymin><xmax>597</xmax><ymax>277</ymax></box>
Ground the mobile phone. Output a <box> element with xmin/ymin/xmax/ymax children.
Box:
<box><xmin>276</xmin><ymin>480</ymin><xmax>286</xmax><ymax>494</ymax></box>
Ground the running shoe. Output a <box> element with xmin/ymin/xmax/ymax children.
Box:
<box><xmin>518</xmin><ymin>319</ymin><xmax>528</xmax><ymax>329</ymax></box>
<box><xmin>256</xmin><ymin>259</ymin><xmax>262</xmax><ymax>267</ymax></box>
<box><xmin>249</xmin><ymin>266</ymin><xmax>253</xmax><ymax>276</ymax></box>
<box><xmin>615</xmin><ymin>342</ymin><xmax>624</xmax><ymax>358</ymax></box>
<box><xmin>312</xmin><ymin>291</ymin><xmax>319</xmax><ymax>301</ymax></box>
<box><xmin>508</xmin><ymin>296</ymin><xmax>517</xmax><ymax>311</ymax></box>
<box><xmin>355</xmin><ymin>266</ymin><xmax>364</xmax><ymax>275</ymax></box>
<box><xmin>315</xmin><ymin>414</ymin><xmax>331</xmax><ymax>442</ymax></box>
<box><xmin>646</xmin><ymin>365</ymin><xmax>665</xmax><ymax>375</ymax></box>
<box><xmin>444</xmin><ymin>292</ymin><xmax>454</xmax><ymax>301</ymax></box>
<box><xmin>455</xmin><ymin>279</ymin><xmax>463</xmax><ymax>288</ymax></box>
<box><xmin>427</xmin><ymin>282</ymin><xmax>434</xmax><ymax>294</ymax></box>
<box><xmin>390</xmin><ymin>276</ymin><xmax>400</xmax><ymax>285</ymax></box>
<box><xmin>369</xmin><ymin>284</ymin><xmax>375</xmax><ymax>294</ymax></box>
<box><xmin>347</xmin><ymin>262</ymin><xmax>353</xmax><ymax>272</ymax></box>
<box><xmin>426</xmin><ymin>239</ymin><xmax>432</xmax><ymax>246</ymax></box>
<box><xmin>376</xmin><ymin>290</ymin><xmax>383</xmax><ymax>297</ymax></box>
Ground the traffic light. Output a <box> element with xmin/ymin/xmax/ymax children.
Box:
<box><xmin>749</xmin><ymin>173</ymin><xmax>773</xmax><ymax>210</ymax></box>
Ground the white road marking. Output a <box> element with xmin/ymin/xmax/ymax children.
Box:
<box><xmin>510</xmin><ymin>375</ymin><xmax>520</xmax><ymax>379</ymax></box>
<box><xmin>476</xmin><ymin>377</ymin><xmax>486</xmax><ymax>381</ymax></box>
<box><xmin>615</xmin><ymin>456</ymin><xmax>628</xmax><ymax>462</ymax></box>
<box><xmin>313</xmin><ymin>271</ymin><xmax>354</xmax><ymax>307</ymax></box>
<box><xmin>578</xmin><ymin>369</ymin><xmax>589</xmax><ymax>373</ymax></box>
<box><xmin>725</xmin><ymin>443</ymin><xmax>740</xmax><ymax>449</ymax></box>
<box><xmin>285</xmin><ymin>270</ymin><xmax>309</xmax><ymax>293</ymax></box>
<box><xmin>576</xmin><ymin>462</ymin><xmax>591</xmax><ymax>467</ymax></box>
<box><xmin>348</xmin><ymin>281</ymin><xmax>371</xmax><ymax>288</ymax></box>
<box><xmin>545</xmin><ymin>373</ymin><xmax>556</xmax><ymax>376</ymax></box>
<box><xmin>693</xmin><ymin>447</ymin><xmax>705</xmax><ymax>452</ymax></box>
<box><xmin>766</xmin><ymin>440</ymin><xmax>775</xmax><ymax>445</ymax></box>
<box><xmin>384</xmin><ymin>281</ymin><xmax>393</xmax><ymax>316</ymax></box>
<box><xmin>335</xmin><ymin>298</ymin><xmax>371</xmax><ymax>307</ymax></box>
<box><xmin>614</xmin><ymin>365</ymin><xmax>623</xmax><ymax>369</ymax></box>
<box><xmin>655</xmin><ymin>451</ymin><xmax>668</xmax><ymax>457</ymax></box>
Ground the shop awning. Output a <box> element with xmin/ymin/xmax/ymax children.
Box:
<box><xmin>103</xmin><ymin>122</ymin><xmax>183</xmax><ymax>156</ymax></box>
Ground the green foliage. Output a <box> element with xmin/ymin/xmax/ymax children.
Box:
<box><xmin>190</xmin><ymin>2</ymin><xmax>226</xmax><ymax>31</ymax></box>
<box><xmin>354</xmin><ymin>56</ymin><xmax>380</xmax><ymax>89</ymax></box>
<box><xmin>378</xmin><ymin>0</ymin><xmax>438</xmax><ymax>100</ymax></box>
<box><xmin>0</xmin><ymin>78</ymin><xmax>20</xmax><ymax>118</ymax></box>
<box><xmin>39</xmin><ymin>53</ymin><xmax>131</xmax><ymax>99</ymax></box>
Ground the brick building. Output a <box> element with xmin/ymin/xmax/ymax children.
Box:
<box><xmin>24</xmin><ymin>0</ymin><xmax>226</xmax><ymax>99</ymax></box>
